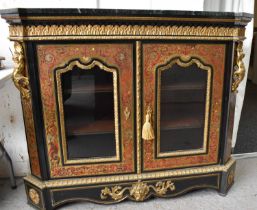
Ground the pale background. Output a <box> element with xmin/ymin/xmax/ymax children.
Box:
<box><xmin>0</xmin><ymin>0</ymin><xmax>254</xmax><ymax>177</ymax></box>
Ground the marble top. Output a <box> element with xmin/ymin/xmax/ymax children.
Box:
<box><xmin>0</xmin><ymin>8</ymin><xmax>252</xmax><ymax>18</ymax></box>
<box><xmin>0</xmin><ymin>8</ymin><xmax>252</xmax><ymax>26</ymax></box>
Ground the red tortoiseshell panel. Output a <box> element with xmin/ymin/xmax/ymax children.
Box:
<box><xmin>22</xmin><ymin>97</ymin><xmax>41</xmax><ymax>178</ymax></box>
<box><xmin>37</xmin><ymin>44</ymin><xmax>135</xmax><ymax>178</ymax></box>
<box><xmin>142</xmin><ymin>43</ymin><xmax>225</xmax><ymax>171</ymax></box>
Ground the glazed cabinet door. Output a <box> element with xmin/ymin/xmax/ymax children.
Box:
<box><xmin>37</xmin><ymin>43</ymin><xmax>135</xmax><ymax>178</ymax></box>
<box><xmin>141</xmin><ymin>43</ymin><xmax>226</xmax><ymax>172</ymax></box>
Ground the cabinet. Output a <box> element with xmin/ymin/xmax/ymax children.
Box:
<box><xmin>0</xmin><ymin>8</ymin><xmax>252</xmax><ymax>210</ymax></box>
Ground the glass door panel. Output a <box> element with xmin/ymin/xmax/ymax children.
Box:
<box><xmin>158</xmin><ymin>63</ymin><xmax>208</xmax><ymax>156</ymax></box>
<box><xmin>60</xmin><ymin>65</ymin><xmax>116</xmax><ymax>160</ymax></box>
<box><xmin>55</xmin><ymin>58</ymin><xmax>121</xmax><ymax>165</ymax></box>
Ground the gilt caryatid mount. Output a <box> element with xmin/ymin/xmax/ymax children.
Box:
<box><xmin>12</xmin><ymin>42</ymin><xmax>30</xmax><ymax>100</ymax></box>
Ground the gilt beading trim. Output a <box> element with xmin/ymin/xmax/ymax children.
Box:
<box><xmin>136</xmin><ymin>41</ymin><xmax>142</xmax><ymax>174</ymax></box>
<box><xmin>9</xmin><ymin>25</ymin><xmax>245</xmax><ymax>41</ymax></box>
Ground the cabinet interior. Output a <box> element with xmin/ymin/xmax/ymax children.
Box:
<box><xmin>60</xmin><ymin>65</ymin><xmax>117</xmax><ymax>159</ymax></box>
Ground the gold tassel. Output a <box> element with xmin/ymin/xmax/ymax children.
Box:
<box><xmin>142</xmin><ymin>106</ymin><xmax>155</xmax><ymax>140</ymax></box>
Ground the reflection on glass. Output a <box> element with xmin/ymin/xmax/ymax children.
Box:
<box><xmin>61</xmin><ymin>66</ymin><xmax>116</xmax><ymax>159</ymax></box>
<box><xmin>159</xmin><ymin>63</ymin><xmax>208</xmax><ymax>153</ymax></box>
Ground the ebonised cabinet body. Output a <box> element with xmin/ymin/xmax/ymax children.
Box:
<box><xmin>0</xmin><ymin>8</ymin><xmax>252</xmax><ymax>210</ymax></box>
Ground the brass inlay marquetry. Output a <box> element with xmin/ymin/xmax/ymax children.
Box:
<box><xmin>12</xmin><ymin>42</ymin><xmax>30</xmax><ymax>100</ymax></box>
<box><xmin>55</xmin><ymin>57</ymin><xmax>120</xmax><ymax>164</ymax></box>
<box><xmin>156</xmin><ymin>56</ymin><xmax>211</xmax><ymax>157</ymax></box>
<box><xmin>232</xmin><ymin>41</ymin><xmax>246</xmax><ymax>92</ymax></box>
<box><xmin>23</xmin><ymin>158</ymin><xmax>235</xmax><ymax>189</ymax></box>
<box><xmin>124</xmin><ymin>107</ymin><xmax>130</xmax><ymax>120</ymax></box>
<box><xmin>9</xmin><ymin>25</ymin><xmax>245</xmax><ymax>41</ymax></box>
<box><xmin>100</xmin><ymin>180</ymin><xmax>175</xmax><ymax>201</ymax></box>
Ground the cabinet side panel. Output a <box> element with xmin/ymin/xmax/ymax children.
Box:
<box><xmin>223</xmin><ymin>92</ymin><xmax>236</xmax><ymax>162</ymax></box>
<box><xmin>21</xmin><ymin>98</ymin><xmax>41</xmax><ymax>178</ymax></box>
<box><xmin>26</xmin><ymin>42</ymin><xmax>52</xmax><ymax>180</ymax></box>
<box><xmin>22</xmin><ymin>56</ymin><xmax>42</xmax><ymax>178</ymax></box>
<box><xmin>219</xmin><ymin>42</ymin><xmax>235</xmax><ymax>163</ymax></box>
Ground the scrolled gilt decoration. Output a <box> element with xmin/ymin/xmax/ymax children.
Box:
<box><xmin>100</xmin><ymin>180</ymin><xmax>175</xmax><ymax>201</ymax></box>
<box><xmin>129</xmin><ymin>181</ymin><xmax>150</xmax><ymax>201</ymax></box>
<box><xmin>155</xmin><ymin>180</ymin><xmax>175</xmax><ymax>195</ymax></box>
<box><xmin>12</xmin><ymin>42</ymin><xmax>30</xmax><ymax>99</ymax></box>
<box><xmin>101</xmin><ymin>185</ymin><xmax>126</xmax><ymax>201</ymax></box>
<box><xmin>232</xmin><ymin>41</ymin><xmax>246</xmax><ymax>92</ymax></box>
<box><xmin>227</xmin><ymin>169</ymin><xmax>235</xmax><ymax>186</ymax></box>
<box><xmin>28</xmin><ymin>188</ymin><xmax>40</xmax><ymax>205</ymax></box>
<box><xmin>9</xmin><ymin>24</ymin><xmax>245</xmax><ymax>39</ymax></box>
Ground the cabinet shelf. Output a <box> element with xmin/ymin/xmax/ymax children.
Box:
<box><xmin>161</xmin><ymin>82</ymin><xmax>205</xmax><ymax>91</ymax></box>
<box><xmin>161</xmin><ymin>117</ymin><xmax>202</xmax><ymax>130</ymax></box>
<box><xmin>161</xmin><ymin>82</ymin><xmax>206</xmax><ymax>103</ymax></box>
<box><xmin>66</xmin><ymin>119</ymin><xmax>115</xmax><ymax>136</ymax></box>
<box><xmin>160</xmin><ymin>102</ymin><xmax>205</xmax><ymax>130</ymax></box>
<box><xmin>63</xmin><ymin>89</ymin><xmax>115</xmax><ymax>136</ymax></box>
<box><xmin>64</xmin><ymin>83</ymin><xmax>113</xmax><ymax>94</ymax></box>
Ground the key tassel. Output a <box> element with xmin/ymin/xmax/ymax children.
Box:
<box><xmin>142</xmin><ymin>106</ymin><xmax>155</xmax><ymax>140</ymax></box>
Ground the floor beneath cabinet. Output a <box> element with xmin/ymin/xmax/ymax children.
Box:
<box><xmin>0</xmin><ymin>157</ymin><xmax>257</xmax><ymax>210</ymax></box>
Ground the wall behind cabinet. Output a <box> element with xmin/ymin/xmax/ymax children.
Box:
<box><xmin>0</xmin><ymin>77</ymin><xmax>29</xmax><ymax>177</ymax></box>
